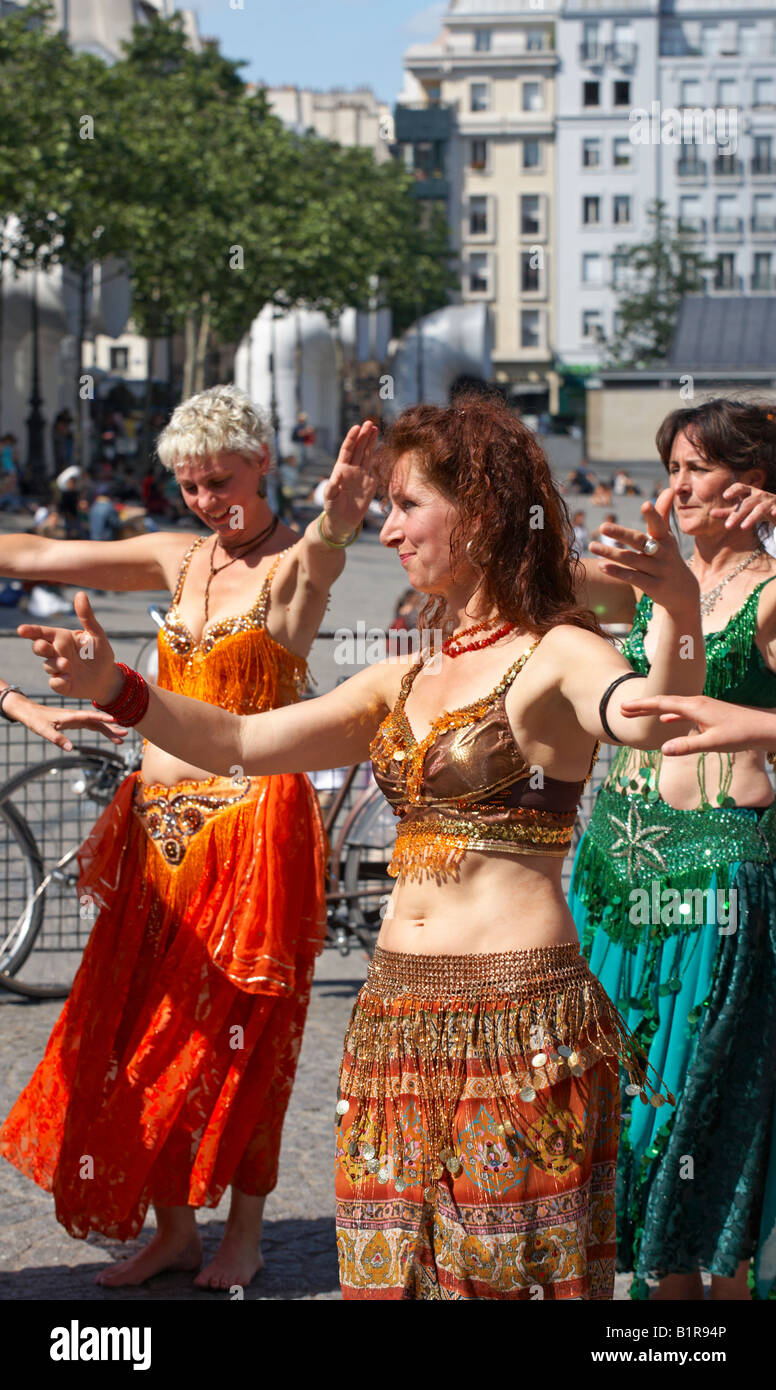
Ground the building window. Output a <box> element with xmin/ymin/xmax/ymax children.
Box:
<box><xmin>523</xmin><ymin>80</ymin><xmax>543</xmax><ymax>112</ymax></box>
<box><xmin>110</xmin><ymin>346</ymin><xmax>129</xmax><ymax>372</ymax></box>
<box><xmin>520</xmin><ymin>309</ymin><xmax>541</xmax><ymax>349</ymax></box>
<box><xmin>521</xmin><ymin>251</ymin><xmax>541</xmax><ymax>294</ymax></box>
<box><xmin>679</xmin><ymin>195</ymin><xmax>702</xmax><ymax>230</ymax></box>
<box><xmin>613</xmin><ymin>80</ymin><xmax>631</xmax><ymax>107</ymax></box>
<box><xmin>701</xmin><ymin>24</ymin><xmax>720</xmax><ymax>57</ymax></box>
<box><xmin>520</xmin><ymin>193</ymin><xmax>542</xmax><ymax>237</ymax></box>
<box><xmin>680</xmin><ymin>78</ymin><xmax>703</xmax><ymax>108</ymax></box>
<box><xmin>611</xmin><ymin>252</ymin><xmax>628</xmax><ymax>288</ymax></box>
<box><xmin>754</xmin><ymin>78</ymin><xmax>775</xmax><ymax>108</ymax></box>
<box><xmin>582</xmin><ymin>20</ymin><xmax>600</xmax><ymax>60</ymax></box>
<box><xmin>754</xmin><ymin>136</ymin><xmax>773</xmax><ymax>174</ymax></box>
<box><xmin>474</xmin><ymin>29</ymin><xmax>491</xmax><ymax>52</ymax></box>
<box><xmin>583</xmin><ymin>81</ymin><xmax>600</xmax><ymax>108</ymax></box>
<box><xmin>522</xmin><ymin>139</ymin><xmax>542</xmax><ymax>169</ymax></box>
<box><xmin>738</xmin><ymin>24</ymin><xmax>757</xmax><ymax>57</ymax></box>
<box><xmin>716</xmin><ymin>194</ymin><xmax>740</xmax><ymax>233</ymax></box>
<box><xmin>469</xmin><ymin>195</ymin><xmax>489</xmax><ymax>236</ymax></box>
<box><xmin>424</xmin><ymin>82</ymin><xmax>441</xmax><ymax>104</ymax></box>
<box><xmin>582</xmin><ymin>253</ymin><xmax>603</xmax><ymax>284</ymax></box>
<box><xmin>583</xmin><ymin>195</ymin><xmax>601</xmax><ymax>225</ymax></box>
<box><xmin>470</xmin><ymin>139</ymin><xmax>488</xmax><ymax>171</ymax></box>
<box><xmin>715</xmin><ymin>252</ymin><xmax>737</xmax><ymax>289</ymax></box>
<box><xmin>582</xmin><ymin>310</ymin><xmax>604</xmax><ymax>341</ymax></box>
<box><xmin>470</xmin><ymin>81</ymin><xmax>489</xmax><ymax>112</ymax></box>
<box><xmin>469</xmin><ymin>252</ymin><xmax>491</xmax><ymax>294</ymax></box>
<box><xmin>717</xmin><ymin>79</ymin><xmax>738</xmax><ymax>108</ymax></box>
<box><xmin>613</xmin><ymin>138</ymin><xmax>632</xmax><ymax>168</ymax></box>
<box><xmin>526</xmin><ymin>31</ymin><xmax>544</xmax><ymax>53</ymax></box>
<box><xmin>753</xmin><ymin>252</ymin><xmax>773</xmax><ymax>290</ymax></box>
<box><xmin>613</xmin><ymin>194</ymin><xmax>631</xmax><ymax>225</ymax></box>
<box><xmin>753</xmin><ymin>194</ymin><xmax>776</xmax><ymax>233</ymax></box>
<box><xmin>582</xmin><ymin>137</ymin><xmax>601</xmax><ymax>169</ymax></box>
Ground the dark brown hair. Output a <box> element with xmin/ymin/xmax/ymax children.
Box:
<box><xmin>656</xmin><ymin>398</ymin><xmax>776</xmax><ymax>488</ymax></box>
<box><xmin>375</xmin><ymin>395</ymin><xmax>606</xmax><ymax>639</ymax></box>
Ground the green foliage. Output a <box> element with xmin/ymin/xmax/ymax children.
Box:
<box><xmin>606</xmin><ymin>201</ymin><xmax>715</xmax><ymax>368</ymax></box>
<box><xmin>0</xmin><ymin>4</ymin><xmax>453</xmax><ymax>390</ymax></box>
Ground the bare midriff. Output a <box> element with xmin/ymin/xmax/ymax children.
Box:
<box><xmin>376</xmin><ymin>849</ymin><xmax>577</xmax><ymax>956</ymax></box>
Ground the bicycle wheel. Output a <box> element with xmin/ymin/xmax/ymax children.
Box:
<box><xmin>339</xmin><ymin>783</ymin><xmax>397</xmax><ymax>948</ymax></box>
<box><xmin>0</xmin><ymin>748</ymin><xmax>130</xmax><ymax>998</ymax></box>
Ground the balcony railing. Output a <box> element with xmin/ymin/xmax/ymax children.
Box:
<box><xmin>678</xmin><ymin>217</ymin><xmax>706</xmax><ymax>236</ymax></box>
<box><xmin>751</xmin><ymin>273</ymin><xmax>776</xmax><ymax>292</ymax></box>
<box><xmin>677</xmin><ymin>157</ymin><xmax>706</xmax><ymax>178</ymax></box>
<box><xmin>713</xmin><ymin>274</ymin><xmax>744</xmax><ymax>292</ymax></box>
<box><xmin>410</xmin><ymin>174</ymin><xmax>449</xmax><ymax>200</ymax></box>
<box><xmin>579</xmin><ymin>43</ymin><xmax>605</xmax><ymax>64</ymax></box>
<box><xmin>752</xmin><ymin>156</ymin><xmax>775</xmax><ymax>176</ymax></box>
<box><xmin>752</xmin><ymin>215</ymin><xmax>776</xmax><ymax>234</ymax></box>
<box><xmin>714</xmin><ymin>155</ymin><xmax>743</xmax><ymax>177</ymax></box>
<box><xmin>606</xmin><ymin>42</ymin><xmax>637</xmax><ymax>66</ymax></box>
<box><xmin>713</xmin><ymin>217</ymin><xmax>743</xmax><ymax>236</ymax></box>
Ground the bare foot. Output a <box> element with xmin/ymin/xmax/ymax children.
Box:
<box><xmin>96</xmin><ymin>1231</ymin><xmax>202</xmax><ymax>1287</ymax></box>
<box><xmin>193</xmin><ymin>1234</ymin><xmax>264</xmax><ymax>1291</ymax></box>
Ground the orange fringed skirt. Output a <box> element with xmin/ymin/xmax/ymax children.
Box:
<box><xmin>0</xmin><ymin>769</ymin><xmax>327</xmax><ymax>1241</ymax></box>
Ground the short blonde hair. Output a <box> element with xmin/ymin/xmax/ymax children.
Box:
<box><xmin>156</xmin><ymin>384</ymin><xmax>274</xmax><ymax>471</ymax></box>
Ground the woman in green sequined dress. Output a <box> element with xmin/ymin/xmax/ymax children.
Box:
<box><xmin>570</xmin><ymin>399</ymin><xmax>776</xmax><ymax>1301</ymax></box>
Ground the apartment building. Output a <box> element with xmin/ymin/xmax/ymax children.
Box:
<box><xmin>398</xmin><ymin>0</ymin><xmax>776</xmax><ymax>405</ymax></box>
<box><xmin>658</xmin><ymin>2</ymin><xmax>776</xmax><ymax>301</ymax></box>
<box><xmin>397</xmin><ymin>0</ymin><xmax>562</xmax><ymax>413</ymax></box>
<box><xmin>555</xmin><ymin>1</ymin><xmax>660</xmax><ymax>372</ymax></box>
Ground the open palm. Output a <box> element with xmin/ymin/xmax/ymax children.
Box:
<box><xmin>321</xmin><ymin>421</ymin><xmax>378</xmax><ymax>537</ymax></box>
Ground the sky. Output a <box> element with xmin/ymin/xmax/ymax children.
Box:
<box><xmin>189</xmin><ymin>0</ymin><xmax>447</xmax><ymax>104</ymax></box>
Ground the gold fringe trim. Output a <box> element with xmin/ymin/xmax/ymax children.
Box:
<box><xmin>336</xmin><ymin>946</ymin><xmax>673</xmax><ymax>1199</ymax></box>
<box><xmin>388</xmin><ymin>814</ymin><xmax>573</xmax><ymax>882</ymax></box>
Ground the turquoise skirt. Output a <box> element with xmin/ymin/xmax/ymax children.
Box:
<box><xmin>569</xmin><ymin>787</ymin><xmax>776</xmax><ymax>1299</ymax></box>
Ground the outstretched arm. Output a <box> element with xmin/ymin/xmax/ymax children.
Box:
<box><xmin>0</xmin><ymin>677</ymin><xmax>128</xmax><ymax>751</ymax></box>
<box><xmin>0</xmin><ymin>529</ymin><xmax>184</xmax><ymax>592</ymax></box>
<box><xmin>620</xmin><ymin>693</ymin><xmax>776</xmax><ymax>757</ymax></box>
<box><xmin>20</xmin><ymin>592</ymin><xmax>390</xmax><ymax>776</ymax></box>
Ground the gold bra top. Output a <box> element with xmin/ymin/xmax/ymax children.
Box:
<box><xmin>156</xmin><ymin>536</ymin><xmax>307</xmax><ymax>717</ymax></box>
<box><xmin>370</xmin><ymin>640</ymin><xmax>598</xmax><ymax>882</ymax></box>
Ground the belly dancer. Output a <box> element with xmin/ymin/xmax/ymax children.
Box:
<box><xmin>570</xmin><ymin>399</ymin><xmax>776</xmax><ymax>1300</ymax></box>
<box><xmin>19</xmin><ymin>395</ymin><xmax>704</xmax><ymax>1300</ymax></box>
<box><xmin>0</xmin><ymin>384</ymin><xmax>376</xmax><ymax>1289</ymax></box>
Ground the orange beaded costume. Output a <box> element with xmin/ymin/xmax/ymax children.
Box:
<box><xmin>0</xmin><ymin>539</ymin><xmax>327</xmax><ymax>1240</ymax></box>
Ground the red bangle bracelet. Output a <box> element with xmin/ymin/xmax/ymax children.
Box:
<box><xmin>92</xmin><ymin>663</ymin><xmax>150</xmax><ymax>726</ymax></box>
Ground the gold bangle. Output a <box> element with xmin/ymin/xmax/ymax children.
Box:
<box><xmin>317</xmin><ymin>512</ymin><xmax>362</xmax><ymax>549</ymax></box>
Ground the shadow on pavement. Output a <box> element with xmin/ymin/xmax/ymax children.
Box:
<box><xmin>0</xmin><ymin>1216</ymin><xmax>340</xmax><ymax>1302</ymax></box>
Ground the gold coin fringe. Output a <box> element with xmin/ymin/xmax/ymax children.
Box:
<box><xmin>337</xmin><ymin>947</ymin><xmax>674</xmax><ymax>1201</ymax></box>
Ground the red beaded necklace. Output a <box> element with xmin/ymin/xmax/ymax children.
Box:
<box><xmin>442</xmin><ymin>619</ymin><xmax>515</xmax><ymax>658</ymax></box>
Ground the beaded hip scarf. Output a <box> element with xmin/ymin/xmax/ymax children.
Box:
<box><xmin>337</xmin><ymin>944</ymin><xmax>673</xmax><ymax>1200</ymax></box>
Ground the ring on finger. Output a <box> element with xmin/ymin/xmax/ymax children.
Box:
<box><xmin>643</xmin><ymin>536</ymin><xmax>659</xmax><ymax>556</ymax></box>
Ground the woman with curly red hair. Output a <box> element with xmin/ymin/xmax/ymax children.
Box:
<box><xmin>20</xmin><ymin>395</ymin><xmax>705</xmax><ymax>1301</ymax></box>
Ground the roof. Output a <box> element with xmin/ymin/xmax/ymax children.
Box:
<box><xmin>668</xmin><ymin>296</ymin><xmax>776</xmax><ymax>371</ymax></box>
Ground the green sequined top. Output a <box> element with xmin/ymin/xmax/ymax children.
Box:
<box><xmin>621</xmin><ymin>576</ymin><xmax>776</xmax><ymax>706</ymax></box>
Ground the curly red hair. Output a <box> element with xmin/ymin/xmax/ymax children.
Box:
<box><xmin>375</xmin><ymin>396</ymin><xmax>606</xmax><ymax>639</ymax></box>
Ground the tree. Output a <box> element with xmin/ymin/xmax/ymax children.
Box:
<box><xmin>606</xmin><ymin>200</ymin><xmax>714</xmax><ymax>367</ymax></box>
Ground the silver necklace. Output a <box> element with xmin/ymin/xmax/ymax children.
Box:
<box><xmin>691</xmin><ymin>548</ymin><xmax>762</xmax><ymax>617</ymax></box>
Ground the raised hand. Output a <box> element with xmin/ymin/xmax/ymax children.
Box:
<box><xmin>588</xmin><ymin>487</ymin><xmax>699</xmax><ymax>614</ymax></box>
<box><xmin>18</xmin><ymin>591</ymin><xmax>122</xmax><ymax>705</ymax></box>
<box><xmin>710</xmin><ymin>482</ymin><xmax>776</xmax><ymax>533</ymax></box>
<box><xmin>320</xmin><ymin>421</ymin><xmax>379</xmax><ymax>541</ymax></box>
<box><xmin>619</xmin><ymin>692</ymin><xmax>775</xmax><ymax>756</ymax></box>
